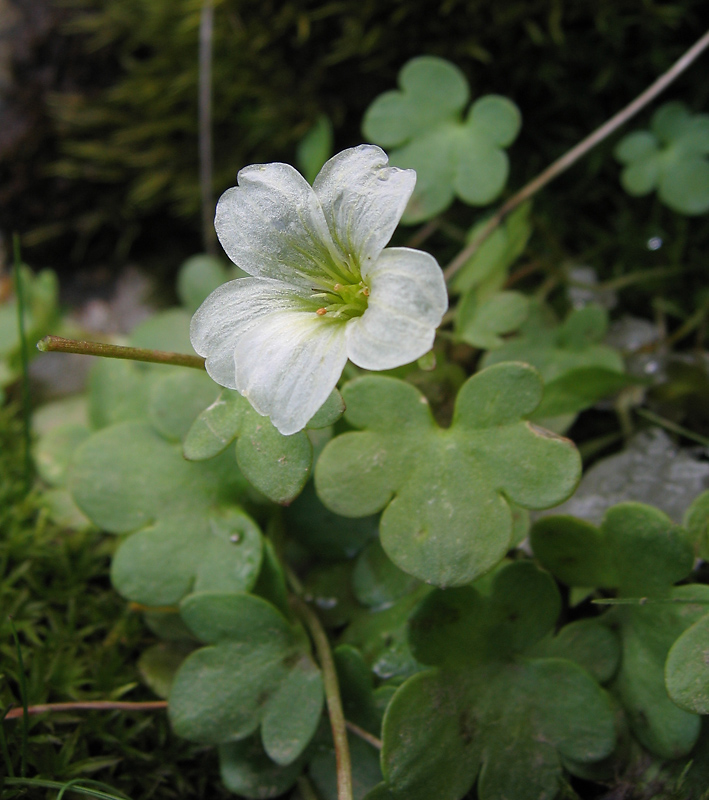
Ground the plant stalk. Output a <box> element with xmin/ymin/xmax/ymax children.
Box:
<box><xmin>37</xmin><ymin>336</ymin><xmax>206</xmax><ymax>370</ymax></box>
<box><xmin>443</xmin><ymin>27</ymin><xmax>709</xmax><ymax>282</ymax></box>
<box><xmin>290</xmin><ymin>593</ymin><xmax>353</xmax><ymax>800</ymax></box>
<box><xmin>4</xmin><ymin>700</ymin><xmax>168</xmax><ymax>721</ymax></box>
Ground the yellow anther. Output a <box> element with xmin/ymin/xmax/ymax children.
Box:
<box><xmin>316</xmin><ymin>307</ymin><xmax>328</xmax><ymax>316</ymax></box>
<box><xmin>361</xmin><ymin>287</ymin><xmax>370</xmax><ymax>297</ymax></box>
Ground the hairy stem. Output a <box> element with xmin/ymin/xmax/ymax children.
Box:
<box><xmin>443</xmin><ymin>27</ymin><xmax>709</xmax><ymax>282</ymax></box>
<box><xmin>37</xmin><ymin>336</ymin><xmax>206</xmax><ymax>370</ymax></box>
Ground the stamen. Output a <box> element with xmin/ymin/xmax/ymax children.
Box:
<box><xmin>316</xmin><ymin>308</ymin><xmax>328</xmax><ymax>316</ymax></box>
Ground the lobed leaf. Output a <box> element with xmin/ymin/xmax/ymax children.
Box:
<box><xmin>362</xmin><ymin>56</ymin><xmax>520</xmax><ymax>222</ymax></box>
<box><xmin>532</xmin><ymin>504</ymin><xmax>706</xmax><ymax>758</ymax></box>
<box><xmin>184</xmin><ymin>388</ymin><xmax>343</xmax><ymax>504</ymax></box>
<box><xmin>169</xmin><ymin>592</ymin><xmax>323</xmax><ymax>764</ymax></box>
<box><xmin>370</xmin><ymin>562</ymin><xmax>616</xmax><ymax>800</ymax></box>
<box><xmin>315</xmin><ymin>364</ymin><xmax>580</xmax><ymax>587</ymax></box>
<box><xmin>70</xmin><ymin>419</ymin><xmax>259</xmax><ymax>606</ymax></box>
<box><xmin>615</xmin><ymin>101</ymin><xmax>709</xmax><ymax>215</ymax></box>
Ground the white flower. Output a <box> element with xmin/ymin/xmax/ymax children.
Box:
<box><xmin>190</xmin><ymin>144</ymin><xmax>448</xmax><ymax>436</ymax></box>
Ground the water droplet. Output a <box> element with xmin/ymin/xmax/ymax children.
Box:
<box><xmin>647</xmin><ymin>237</ymin><xmax>663</xmax><ymax>251</ymax></box>
<box><xmin>230</xmin><ymin>533</ymin><xmax>241</xmax><ymax>543</ymax></box>
<box><xmin>315</xmin><ymin>596</ymin><xmax>338</xmax><ymax>610</ymax></box>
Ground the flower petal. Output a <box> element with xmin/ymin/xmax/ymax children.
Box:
<box><xmin>345</xmin><ymin>247</ymin><xmax>448</xmax><ymax>370</ymax></box>
<box><xmin>192</xmin><ymin>278</ymin><xmax>348</xmax><ymax>434</ymax></box>
<box><xmin>215</xmin><ymin>163</ymin><xmax>340</xmax><ymax>288</ymax></box>
<box><xmin>190</xmin><ymin>277</ymin><xmax>314</xmax><ymax>390</ymax></box>
<box><xmin>313</xmin><ymin>145</ymin><xmax>416</xmax><ymax>266</ymax></box>
<box><xmin>234</xmin><ymin>313</ymin><xmax>348</xmax><ymax>436</ymax></box>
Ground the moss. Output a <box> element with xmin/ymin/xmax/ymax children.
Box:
<box><xmin>0</xmin><ymin>403</ymin><xmax>233</xmax><ymax>796</ymax></box>
<box><xmin>4</xmin><ymin>0</ymin><xmax>709</xmax><ymax>274</ymax></box>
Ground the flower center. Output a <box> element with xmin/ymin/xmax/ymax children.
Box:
<box><xmin>312</xmin><ymin>279</ymin><xmax>370</xmax><ymax>320</ymax></box>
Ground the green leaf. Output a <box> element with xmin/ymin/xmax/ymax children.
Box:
<box><xmin>342</xmin><ymin>586</ymin><xmax>430</xmax><ymax>682</ymax></box>
<box><xmin>363</xmin><ymin>57</ymin><xmax>469</xmax><ymax>147</ymax></box>
<box><xmin>615</xmin><ymin>101</ymin><xmax>709</xmax><ymax>215</ymax></box>
<box><xmin>530</xmin><ymin>619</ymin><xmax>621</xmax><ymax>684</ymax></box>
<box><xmin>297</xmin><ymin>114</ymin><xmax>334</xmax><ymax>184</ymax></box>
<box><xmin>608</xmin><ymin>587</ymin><xmax>709</xmax><ymax>758</ymax></box>
<box><xmin>315</xmin><ymin>365</ymin><xmax>580</xmax><ymax>587</ymax></box>
<box><xmin>362</xmin><ymin>56</ymin><xmax>520</xmax><ymax>222</ymax></box>
<box><xmin>334</xmin><ymin>645</ymin><xmax>382</xmax><ymax>734</ymax></box>
<box><xmin>137</xmin><ymin>641</ymin><xmax>195</xmax><ymax>699</ymax></box>
<box><xmin>455</xmin><ymin>290</ymin><xmax>529</xmax><ymax>349</ymax></box>
<box><xmin>176</xmin><ymin>254</ymin><xmax>230</xmax><ymax>313</ymax></box>
<box><xmin>666</xmin><ymin>613</ymin><xmax>709</xmax><ymax>714</ymax></box>
<box><xmin>129</xmin><ymin>307</ymin><xmax>194</xmax><ymax>354</ymax></box>
<box><xmin>306</xmin><ymin>389</ymin><xmax>345</xmax><ymax>429</ymax></box>
<box><xmin>374</xmin><ymin>562</ymin><xmax>615</xmax><ymax>800</ymax></box>
<box><xmin>532</xmin><ymin>367</ymin><xmax>644</xmax><ymax>419</ymax></box>
<box><xmin>285</xmin><ymin>481</ymin><xmax>378</xmax><ymax>561</ymax></box>
<box><xmin>311</xmin><ymin>733</ymin><xmax>383</xmax><ymax>800</ymax></box>
<box><xmin>88</xmin><ymin>359</ymin><xmax>154</xmax><ymax>430</ymax></box>
<box><xmin>482</xmin><ymin>303</ymin><xmax>624</xmax><ymax>383</ymax></box>
<box><xmin>34</xmin><ymin>423</ymin><xmax>91</xmax><ymax>487</ymax></box>
<box><xmin>149</xmin><ymin>370</ymin><xmax>220</xmax><ymax>441</ymax></box>
<box><xmin>353</xmin><ymin>540</ymin><xmax>421</xmax><ymax>610</ymax></box>
<box><xmin>531</xmin><ymin>503</ymin><xmax>694</xmax><ymax>597</ymax></box>
<box><xmin>684</xmin><ymin>490</ymin><xmax>709</xmax><ymax>559</ymax></box>
<box><xmin>303</xmin><ymin>562</ymin><xmax>358</xmax><ymax>629</ymax></box>
<box><xmin>183</xmin><ymin>388</ymin><xmax>341</xmax><ymax>504</ymax></box>
<box><xmin>220</xmin><ymin>735</ymin><xmax>308</xmax><ymax>799</ymax></box>
<box><xmin>450</xmin><ymin>203</ymin><xmax>533</xmax><ymax>297</ymax></box>
<box><xmin>531</xmin><ymin>504</ymin><xmax>705</xmax><ymax>758</ymax></box>
<box><xmin>169</xmin><ymin>592</ymin><xmax>323</xmax><ymax>763</ymax></box>
<box><xmin>69</xmin><ymin>420</ymin><xmax>259</xmax><ymax>606</ymax></box>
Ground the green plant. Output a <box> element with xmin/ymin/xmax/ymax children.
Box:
<box><xmin>7</xmin><ymin>30</ymin><xmax>709</xmax><ymax>800</ymax></box>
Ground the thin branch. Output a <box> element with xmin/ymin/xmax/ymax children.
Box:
<box><xmin>37</xmin><ymin>336</ymin><xmax>206</xmax><ymax>371</ymax></box>
<box><xmin>405</xmin><ymin>219</ymin><xmax>440</xmax><ymax>249</ymax></box>
<box><xmin>635</xmin><ymin>407</ymin><xmax>709</xmax><ymax>449</ymax></box>
<box><xmin>443</xmin><ymin>28</ymin><xmax>709</xmax><ymax>282</ymax></box>
<box><xmin>290</xmin><ymin>592</ymin><xmax>353</xmax><ymax>800</ymax></box>
<box><xmin>345</xmin><ymin>720</ymin><xmax>382</xmax><ymax>750</ymax></box>
<box><xmin>4</xmin><ymin>701</ymin><xmax>168</xmax><ymax>721</ymax></box>
<box><xmin>3</xmin><ymin>699</ymin><xmax>383</xmax><ymax>754</ymax></box>
<box><xmin>199</xmin><ymin>0</ymin><xmax>217</xmax><ymax>255</ymax></box>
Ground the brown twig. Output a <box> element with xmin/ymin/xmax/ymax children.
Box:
<box><xmin>4</xmin><ymin>701</ymin><xmax>168</xmax><ymax>720</ymax></box>
<box><xmin>37</xmin><ymin>336</ymin><xmax>206</xmax><ymax>371</ymax></box>
<box><xmin>443</xmin><ymin>28</ymin><xmax>709</xmax><ymax>283</ymax></box>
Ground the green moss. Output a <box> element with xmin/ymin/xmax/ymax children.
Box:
<box><xmin>9</xmin><ymin>0</ymin><xmax>708</xmax><ymax>270</ymax></box>
<box><xmin>0</xmin><ymin>403</ymin><xmax>233</xmax><ymax>797</ymax></box>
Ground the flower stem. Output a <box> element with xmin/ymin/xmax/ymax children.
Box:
<box><xmin>37</xmin><ymin>336</ymin><xmax>206</xmax><ymax>370</ymax></box>
<box><xmin>287</xmin><ymin>570</ymin><xmax>352</xmax><ymax>800</ymax></box>
<box><xmin>443</xmin><ymin>27</ymin><xmax>709</xmax><ymax>283</ymax></box>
